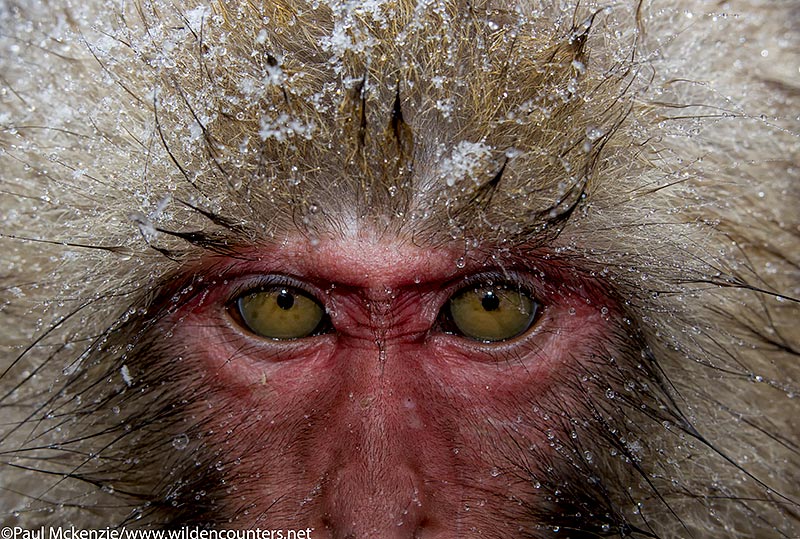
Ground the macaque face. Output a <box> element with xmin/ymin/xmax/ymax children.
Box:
<box><xmin>1</xmin><ymin>0</ymin><xmax>798</xmax><ymax>537</ymax></box>
<box><xmin>166</xmin><ymin>235</ymin><xmax>618</xmax><ymax>533</ymax></box>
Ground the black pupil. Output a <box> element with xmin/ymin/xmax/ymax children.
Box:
<box><xmin>276</xmin><ymin>290</ymin><xmax>295</xmax><ymax>310</ymax></box>
<box><xmin>481</xmin><ymin>290</ymin><xmax>500</xmax><ymax>311</ymax></box>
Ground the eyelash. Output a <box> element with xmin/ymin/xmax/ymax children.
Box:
<box><xmin>225</xmin><ymin>274</ymin><xmax>322</xmax><ymax>306</ymax></box>
<box><xmin>447</xmin><ymin>270</ymin><xmax>540</xmax><ymax>298</ymax></box>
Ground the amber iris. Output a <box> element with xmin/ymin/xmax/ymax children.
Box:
<box><xmin>447</xmin><ymin>284</ymin><xmax>539</xmax><ymax>342</ymax></box>
<box><xmin>237</xmin><ymin>286</ymin><xmax>325</xmax><ymax>340</ymax></box>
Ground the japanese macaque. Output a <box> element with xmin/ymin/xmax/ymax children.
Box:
<box><xmin>0</xmin><ymin>0</ymin><xmax>797</xmax><ymax>537</ymax></box>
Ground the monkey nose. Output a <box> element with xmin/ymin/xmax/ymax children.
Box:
<box><xmin>313</xmin><ymin>463</ymin><xmax>442</xmax><ymax>539</ymax></box>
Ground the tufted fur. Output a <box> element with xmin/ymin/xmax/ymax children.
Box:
<box><xmin>1</xmin><ymin>0</ymin><xmax>797</xmax><ymax>535</ymax></box>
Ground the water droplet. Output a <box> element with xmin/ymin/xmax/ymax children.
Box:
<box><xmin>586</xmin><ymin>126</ymin><xmax>605</xmax><ymax>141</ymax></box>
<box><xmin>169</xmin><ymin>433</ymin><xmax>190</xmax><ymax>451</ymax></box>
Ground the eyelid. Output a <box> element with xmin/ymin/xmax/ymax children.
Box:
<box><xmin>225</xmin><ymin>274</ymin><xmax>326</xmax><ymax>307</ymax></box>
<box><xmin>446</xmin><ymin>270</ymin><xmax>539</xmax><ymax>298</ymax></box>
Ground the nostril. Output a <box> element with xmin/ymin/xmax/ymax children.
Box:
<box><xmin>314</xmin><ymin>499</ymin><xmax>435</xmax><ymax>539</ymax></box>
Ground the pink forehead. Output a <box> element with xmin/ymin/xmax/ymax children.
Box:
<box><xmin>278</xmin><ymin>236</ymin><xmax>464</xmax><ymax>288</ymax></box>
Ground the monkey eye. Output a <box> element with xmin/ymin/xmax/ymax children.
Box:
<box><xmin>444</xmin><ymin>283</ymin><xmax>540</xmax><ymax>342</ymax></box>
<box><xmin>234</xmin><ymin>286</ymin><xmax>328</xmax><ymax>340</ymax></box>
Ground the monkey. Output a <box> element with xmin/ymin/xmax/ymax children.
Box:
<box><xmin>0</xmin><ymin>0</ymin><xmax>798</xmax><ymax>536</ymax></box>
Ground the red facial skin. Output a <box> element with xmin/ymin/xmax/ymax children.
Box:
<box><xmin>166</xmin><ymin>234</ymin><xmax>617</xmax><ymax>537</ymax></box>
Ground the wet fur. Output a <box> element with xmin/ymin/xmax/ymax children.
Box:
<box><xmin>1</xmin><ymin>0</ymin><xmax>798</xmax><ymax>535</ymax></box>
